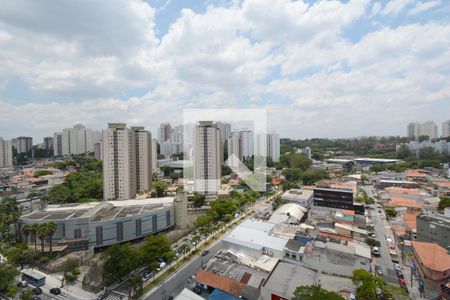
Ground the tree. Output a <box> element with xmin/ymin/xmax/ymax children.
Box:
<box><xmin>438</xmin><ymin>197</ymin><xmax>450</xmax><ymax>212</ymax></box>
<box><xmin>161</xmin><ymin>166</ymin><xmax>173</xmax><ymax>177</ymax></box>
<box><xmin>20</xmin><ymin>289</ymin><xmax>35</xmax><ymax>300</ymax></box>
<box><xmin>102</xmin><ymin>244</ymin><xmax>139</xmax><ymax>284</ymax></box>
<box><xmin>222</xmin><ymin>164</ymin><xmax>232</xmax><ymax>176</ymax></box>
<box><xmin>0</xmin><ymin>262</ymin><xmax>19</xmax><ymax>292</ymax></box>
<box><xmin>30</xmin><ymin>224</ymin><xmax>39</xmax><ymax>251</ymax></box>
<box><xmin>292</xmin><ymin>285</ymin><xmax>345</xmax><ymax>300</ymax></box>
<box><xmin>192</xmin><ymin>193</ymin><xmax>206</xmax><ymax>208</ymax></box>
<box><xmin>385</xmin><ymin>207</ymin><xmax>397</xmax><ymax>217</ymax></box>
<box><xmin>33</xmin><ymin>170</ymin><xmax>53</xmax><ymax>178</ymax></box>
<box><xmin>0</xmin><ymin>197</ymin><xmax>20</xmax><ymax>243</ymax></box>
<box><xmin>282</xmin><ymin>168</ymin><xmax>303</xmax><ymax>181</ymax></box>
<box><xmin>140</xmin><ymin>235</ymin><xmax>174</xmax><ymax>269</ymax></box>
<box><xmin>365</xmin><ymin>237</ymin><xmax>381</xmax><ymax>247</ymax></box>
<box><xmin>58</xmin><ymin>258</ymin><xmax>79</xmax><ymax>287</ymax></box>
<box><xmin>36</xmin><ymin>224</ymin><xmax>48</xmax><ymax>252</ymax></box>
<box><xmin>21</xmin><ymin>224</ymin><xmax>32</xmax><ymax>244</ymax></box>
<box><xmin>382</xmin><ymin>284</ymin><xmax>410</xmax><ymax>300</ymax></box>
<box><xmin>396</xmin><ymin>145</ymin><xmax>411</xmax><ymax>159</ymax></box>
<box><xmin>46</xmin><ymin>222</ymin><xmax>57</xmax><ymax>253</ymax></box>
<box><xmin>301</xmin><ymin>169</ymin><xmax>329</xmax><ymax>185</ymax></box>
<box><xmin>280</xmin><ymin>152</ymin><xmax>312</xmax><ymax>170</ymax></box>
<box><xmin>281</xmin><ymin>182</ymin><xmax>299</xmax><ymax>191</ymax></box>
<box><xmin>352</xmin><ymin>269</ymin><xmax>384</xmax><ymax>300</ymax></box>
<box><xmin>210</xmin><ymin>199</ymin><xmax>237</xmax><ymax>219</ymax></box>
<box><xmin>153</xmin><ymin>181</ymin><xmax>169</xmax><ymax>197</ymax></box>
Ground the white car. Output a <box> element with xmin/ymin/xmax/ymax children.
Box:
<box><xmin>386</xmin><ymin>237</ymin><xmax>393</xmax><ymax>244</ymax></box>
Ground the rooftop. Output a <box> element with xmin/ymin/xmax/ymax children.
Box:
<box><xmin>412</xmin><ymin>241</ymin><xmax>450</xmax><ymax>272</ymax></box>
<box><xmin>281</xmin><ymin>189</ymin><xmax>313</xmax><ymax>202</ymax></box>
<box><xmin>389</xmin><ymin>197</ymin><xmax>421</xmax><ymax>209</ymax></box>
<box><xmin>195</xmin><ymin>269</ymin><xmax>245</xmax><ymax>297</ymax></box>
<box><xmin>268</xmin><ymin>203</ymin><xmax>307</xmax><ymax>225</ymax></box>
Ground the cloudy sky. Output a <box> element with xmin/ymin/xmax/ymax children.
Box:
<box><xmin>0</xmin><ymin>0</ymin><xmax>449</xmax><ymax>142</ymax></box>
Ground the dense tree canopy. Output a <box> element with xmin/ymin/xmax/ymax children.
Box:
<box><xmin>438</xmin><ymin>197</ymin><xmax>450</xmax><ymax>212</ymax></box>
<box><xmin>292</xmin><ymin>285</ymin><xmax>345</xmax><ymax>300</ymax></box>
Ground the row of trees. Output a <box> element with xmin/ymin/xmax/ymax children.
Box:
<box><xmin>20</xmin><ymin>222</ymin><xmax>57</xmax><ymax>253</ymax></box>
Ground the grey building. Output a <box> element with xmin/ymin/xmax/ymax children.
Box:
<box><xmin>18</xmin><ymin>194</ymin><xmax>187</xmax><ymax>250</ymax></box>
<box><xmin>416</xmin><ymin>211</ymin><xmax>450</xmax><ymax>249</ymax></box>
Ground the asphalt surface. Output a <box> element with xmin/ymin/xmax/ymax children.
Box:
<box><xmin>144</xmin><ymin>240</ymin><xmax>223</xmax><ymax>300</ymax></box>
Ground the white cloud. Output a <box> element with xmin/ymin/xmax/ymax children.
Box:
<box><xmin>409</xmin><ymin>0</ymin><xmax>441</xmax><ymax>15</ymax></box>
<box><xmin>380</xmin><ymin>0</ymin><xmax>414</xmax><ymax>16</ymax></box>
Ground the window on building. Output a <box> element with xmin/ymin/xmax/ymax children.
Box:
<box><xmin>152</xmin><ymin>215</ymin><xmax>157</xmax><ymax>232</ymax></box>
<box><xmin>166</xmin><ymin>211</ymin><xmax>171</xmax><ymax>227</ymax></box>
<box><xmin>136</xmin><ymin>219</ymin><xmax>142</xmax><ymax>236</ymax></box>
<box><xmin>74</xmin><ymin>229</ymin><xmax>81</xmax><ymax>239</ymax></box>
<box><xmin>117</xmin><ymin>222</ymin><xmax>124</xmax><ymax>241</ymax></box>
<box><xmin>96</xmin><ymin>226</ymin><xmax>103</xmax><ymax>246</ymax></box>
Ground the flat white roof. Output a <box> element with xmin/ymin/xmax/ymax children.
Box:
<box><xmin>224</xmin><ymin>219</ymin><xmax>287</xmax><ymax>252</ymax></box>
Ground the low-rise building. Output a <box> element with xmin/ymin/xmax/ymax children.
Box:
<box><xmin>280</xmin><ymin>189</ymin><xmax>314</xmax><ymax>209</ymax></box>
<box><xmin>411</xmin><ymin>241</ymin><xmax>450</xmax><ymax>299</ymax></box>
<box><xmin>416</xmin><ymin>211</ymin><xmax>450</xmax><ymax>249</ymax></box>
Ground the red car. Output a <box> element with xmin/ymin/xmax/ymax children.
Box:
<box><xmin>399</xmin><ymin>278</ymin><xmax>406</xmax><ymax>286</ymax></box>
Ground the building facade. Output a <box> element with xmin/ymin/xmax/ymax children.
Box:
<box><xmin>407</xmin><ymin>121</ymin><xmax>438</xmax><ymax>140</ymax></box>
<box><xmin>158</xmin><ymin>122</ymin><xmax>171</xmax><ymax>144</ymax></box>
<box><xmin>53</xmin><ymin>132</ymin><xmax>63</xmax><ymax>157</ymax></box>
<box><xmin>151</xmin><ymin>139</ymin><xmax>158</xmax><ymax>172</ymax></box>
<box><xmin>239</xmin><ymin>130</ymin><xmax>253</xmax><ymax>161</ymax></box>
<box><xmin>216</xmin><ymin>122</ymin><xmax>232</xmax><ymax>143</ymax></box>
<box><xmin>267</xmin><ymin>133</ymin><xmax>280</xmax><ymax>162</ymax></box>
<box><xmin>43</xmin><ymin>137</ymin><xmax>53</xmax><ymax>151</ymax></box>
<box><xmin>416</xmin><ymin>212</ymin><xmax>450</xmax><ymax>249</ymax></box>
<box><xmin>103</xmin><ymin>124</ymin><xmax>153</xmax><ymax>200</ymax></box>
<box><xmin>15</xmin><ymin>136</ymin><xmax>33</xmax><ymax>154</ymax></box>
<box><xmin>0</xmin><ymin>137</ymin><xmax>13</xmax><ymax>168</ymax></box>
<box><xmin>193</xmin><ymin>121</ymin><xmax>222</xmax><ymax>201</ymax></box>
<box><xmin>443</xmin><ymin>120</ymin><xmax>450</xmax><ymax>138</ymax></box>
<box><xmin>227</xmin><ymin>134</ymin><xmax>240</xmax><ymax>166</ymax></box>
<box><xmin>62</xmin><ymin>124</ymin><xmax>96</xmax><ymax>156</ymax></box>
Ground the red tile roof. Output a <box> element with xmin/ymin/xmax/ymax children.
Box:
<box><xmin>389</xmin><ymin>197</ymin><xmax>421</xmax><ymax>209</ymax></box>
<box><xmin>195</xmin><ymin>270</ymin><xmax>245</xmax><ymax>297</ymax></box>
<box><xmin>403</xmin><ymin>213</ymin><xmax>417</xmax><ymax>230</ymax></box>
<box><xmin>412</xmin><ymin>241</ymin><xmax>450</xmax><ymax>272</ymax></box>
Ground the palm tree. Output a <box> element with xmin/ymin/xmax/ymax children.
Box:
<box><xmin>21</xmin><ymin>224</ymin><xmax>31</xmax><ymax>244</ymax></box>
<box><xmin>36</xmin><ymin>224</ymin><xmax>48</xmax><ymax>252</ymax></box>
<box><xmin>46</xmin><ymin>222</ymin><xmax>57</xmax><ymax>254</ymax></box>
<box><xmin>30</xmin><ymin>224</ymin><xmax>39</xmax><ymax>251</ymax></box>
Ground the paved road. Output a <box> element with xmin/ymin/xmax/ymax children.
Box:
<box><xmin>143</xmin><ymin>240</ymin><xmax>223</xmax><ymax>300</ymax></box>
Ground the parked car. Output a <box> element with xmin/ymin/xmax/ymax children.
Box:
<box><xmin>33</xmin><ymin>288</ymin><xmax>42</xmax><ymax>295</ymax></box>
<box><xmin>396</xmin><ymin>270</ymin><xmax>404</xmax><ymax>278</ymax></box>
<box><xmin>394</xmin><ymin>263</ymin><xmax>401</xmax><ymax>272</ymax></box>
<box><xmin>201</xmin><ymin>250</ymin><xmax>209</xmax><ymax>256</ymax></box>
<box><xmin>31</xmin><ymin>297</ymin><xmax>41</xmax><ymax>300</ymax></box>
<box><xmin>375</xmin><ymin>265</ymin><xmax>383</xmax><ymax>276</ymax></box>
<box><xmin>369</xmin><ymin>232</ymin><xmax>376</xmax><ymax>238</ymax></box>
<box><xmin>193</xmin><ymin>286</ymin><xmax>202</xmax><ymax>294</ymax></box>
<box><xmin>372</xmin><ymin>247</ymin><xmax>380</xmax><ymax>256</ymax></box>
<box><xmin>50</xmin><ymin>288</ymin><xmax>61</xmax><ymax>295</ymax></box>
<box><xmin>386</xmin><ymin>237</ymin><xmax>393</xmax><ymax>244</ymax></box>
<box><xmin>399</xmin><ymin>278</ymin><xmax>406</xmax><ymax>286</ymax></box>
<box><xmin>142</xmin><ymin>271</ymin><xmax>153</xmax><ymax>282</ymax></box>
<box><xmin>17</xmin><ymin>280</ymin><xmax>28</xmax><ymax>288</ymax></box>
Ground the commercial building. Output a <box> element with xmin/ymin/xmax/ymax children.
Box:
<box><xmin>281</xmin><ymin>189</ymin><xmax>314</xmax><ymax>209</ymax></box>
<box><xmin>15</xmin><ymin>136</ymin><xmax>33</xmax><ymax>154</ymax></box>
<box><xmin>53</xmin><ymin>132</ymin><xmax>63</xmax><ymax>156</ymax></box>
<box><xmin>18</xmin><ymin>194</ymin><xmax>186</xmax><ymax>250</ymax></box>
<box><xmin>268</xmin><ymin>203</ymin><xmax>307</xmax><ymax>225</ymax></box>
<box><xmin>62</xmin><ymin>124</ymin><xmax>97</xmax><ymax>156</ymax></box>
<box><xmin>43</xmin><ymin>137</ymin><xmax>53</xmax><ymax>151</ymax></box>
<box><xmin>102</xmin><ymin>123</ymin><xmax>152</xmax><ymax>200</ymax></box>
<box><xmin>411</xmin><ymin>241</ymin><xmax>450</xmax><ymax>299</ymax></box>
<box><xmin>193</xmin><ymin>121</ymin><xmax>222</xmax><ymax>201</ymax></box>
<box><xmin>158</xmin><ymin>122</ymin><xmax>171</xmax><ymax>143</ymax></box>
<box><xmin>0</xmin><ymin>137</ymin><xmax>13</xmax><ymax>168</ymax></box>
<box><xmin>443</xmin><ymin>120</ymin><xmax>450</xmax><ymax>138</ymax></box>
<box><xmin>313</xmin><ymin>180</ymin><xmax>363</xmax><ymax>214</ymax></box>
<box><xmin>416</xmin><ymin>211</ymin><xmax>450</xmax><ymax>249</ymax></box>
<box><xmin>407</xmin><ymin>121</ymin><xmax>438</xmax><ymax>139</ymax></box>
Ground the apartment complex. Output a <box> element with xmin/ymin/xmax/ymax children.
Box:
<box><xmin>193</xmin><ymin>121</ymin><xmax>222</xmax><ymax>201</ymax></box>
<box><xmin>443</xmin><ymin>120</ymin><xmax>450</xmax><ymax>137</ymax></box>
<box><xmin>62</xmin><ymin>124</ymin><xmax>100</xmax><ymax>156</ymax></box>
<box><xmin>53</xmin><ymin>132</ymin><xmax>63</xmax><ymax>156</ymax></box>
<box><xmin>43</xmin><ymin>137</ymin><xmax>53</xmax><ymax>151</ymax></box>
<box><xmin>216</xmin><ymin>122</ymin><xmax>232</xmax><ymax>143</ymax></box>
<box><xmin>227</xmin><ymin>132</ymin><xmax>280</xmax><ymax>164</ymax></box>
<box><xmin>407</xmin><ymin>121</ymin><xmax>438</xmax><ymax>139</ymax></box>
<box><xmin>267</xmin><ymin>133</ymin><xmax>280</xmax><ymax>162</ymax></box>
<box><xmin>239</xmin><ymin>130</ymin><xmax>254</xmax><ymax>161</ymax></box>
<box><xmin>15</xmin><ymin>136</ymin><xmax>33</xmax><ymax>154</ymax></box>
<box><xmin>103</xmin><ymin>123</ymin><xmax>152</xmax><ymax>200</ymax></box>
<box><xmin>158</xmin><ymin>122</ymin><xmax>171</xmax><ymax>143</ymax></box>
<box><xmin>0</xmin><ymin>137</ymin><xmax>13</xmax><ymax>168</ymax></box>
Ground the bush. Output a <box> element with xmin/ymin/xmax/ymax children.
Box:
<box><xmin>365</xmin><ymin>237</ymin><xmax>381</xmax><ymax>247</ymax></box>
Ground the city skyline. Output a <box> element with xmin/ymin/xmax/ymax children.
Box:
<box><xmin>0</xmin><ymin>1</ymin><xmax>449</xmax><ymax>140</ymax></box>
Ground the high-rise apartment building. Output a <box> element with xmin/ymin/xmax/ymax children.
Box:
<box><xmin>15</xmin><ymin>136</ymin><xmax>33</xmax><ymax>154</ymax></box>
<box><xmin>227</xmin><ymin>134</ymin><xmax>240</xmax><ymax>167</ymax></box>
<box><xmin>407</xmin><ymin>121</ymin><xmax>438</xmax><ymax>140</ymax></box>
<box><xmin>53</xmin><ymin>132</ymin><xmax>63</xmax><ymax>156</ymax></box>
<box><xmin>442</xmin><ymin>120</ymin><xmax>450</xmax><ymax>137</ymax></box>
<box><xmin>0</xmin><ymin>137</ymin><xmax>13</xmax><ymax>168</ymax></box>
<box><xmin>62</xmin><ymin>124</ymin><xmax>95</xmax><ymax>156</ymax></box>
<box><xmin>267</xmin><ymin>133</ymin><xmax>280</xmax><ymax>162</ymax></box>
<box><xmin>151</xmin><ymin>139</ymin><xmax>157</xmax><ymax>172</ymax></box>
<box><xmin>193</xmin><ymin>121</ymin><xmax>222</xmax><ymax>201</ymax></box>
<box><xmin>103</xmin><ymin>124</ymin><xmax>152</xmax><ymax>200</ymax></box>
<box><xmin>158</xmin><ymin>123</ymin><xmax>171</xmax><ymax>144</ymax></box>
<box><xmin>239</xmin><ymin>130</ymin><xmax>254</xmax><ymax>161</ymax></box>
<box><xmin>43</xmin><ymin>137</ymin><xmax>53</xmax><ymax>151</ymax></box>
<box><xmin>216</xmin><ymin>122</ymin><xmax>232</xmax><ymax>143</ymax></box>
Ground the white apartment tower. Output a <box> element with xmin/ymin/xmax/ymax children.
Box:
<box><xmin>0</xmin><ymin>137</ymin><xmax>13</xmax><ymax>168</ymax></box>
<box><xmin>407</xmin><ymin>121</ymin><xmax>438</xmax><ymax>140</ymax></box>
<box><xmin>239</xmin><ymin>130</ymin><xmax>254</xmax><ymax>161</ymax></box>
<box><xmin>227</xmin><ymin>134</ymin><xmax>240</xmax><ymax>167</ymax></box>
<box><xmin>216</xmin><ymin>122</ymin><xmax>232</xmax><ymax>143</ymax></box>
<box><xmin>15</xmin><ymin>136</ymin><xmax>33</xmax><ymax>154</ymax></box>
<box><xmin>193</xmin><ymin>121</ymin><xmax>222</xmax><ymax>201</ymax></box>
<box><xmin>103</xmin><ymin>123</ymin><xmax>152</xmax><ymax>200</ymax></box>
<box><xmin>53</xmin><ymin>132</ymin><xmax>63</xmax><ymax>156</ymax></box>
<box><xmin>151</xmin><ymin>139</ymin><xmax>158</xmax><ymax>172</ymax></box>
<box><xmin>267</xmin><ymin>133</ymin><xmax>280</xmax><ymax>162</ymax></box>
<box><xmin>443</xmin><ymin>120</ymin><xmax>450</xmax><ymax>138</ymax></box>
<box><xmin>62</xmin><ymin>124</ymin><xmax>95</xmax><ymax>156</ymax></box>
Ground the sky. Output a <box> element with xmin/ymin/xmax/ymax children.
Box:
<box><xmin>0</xmin><ymin>0</ymin><xmax>449</xmax><ymax>142</ymax></box>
